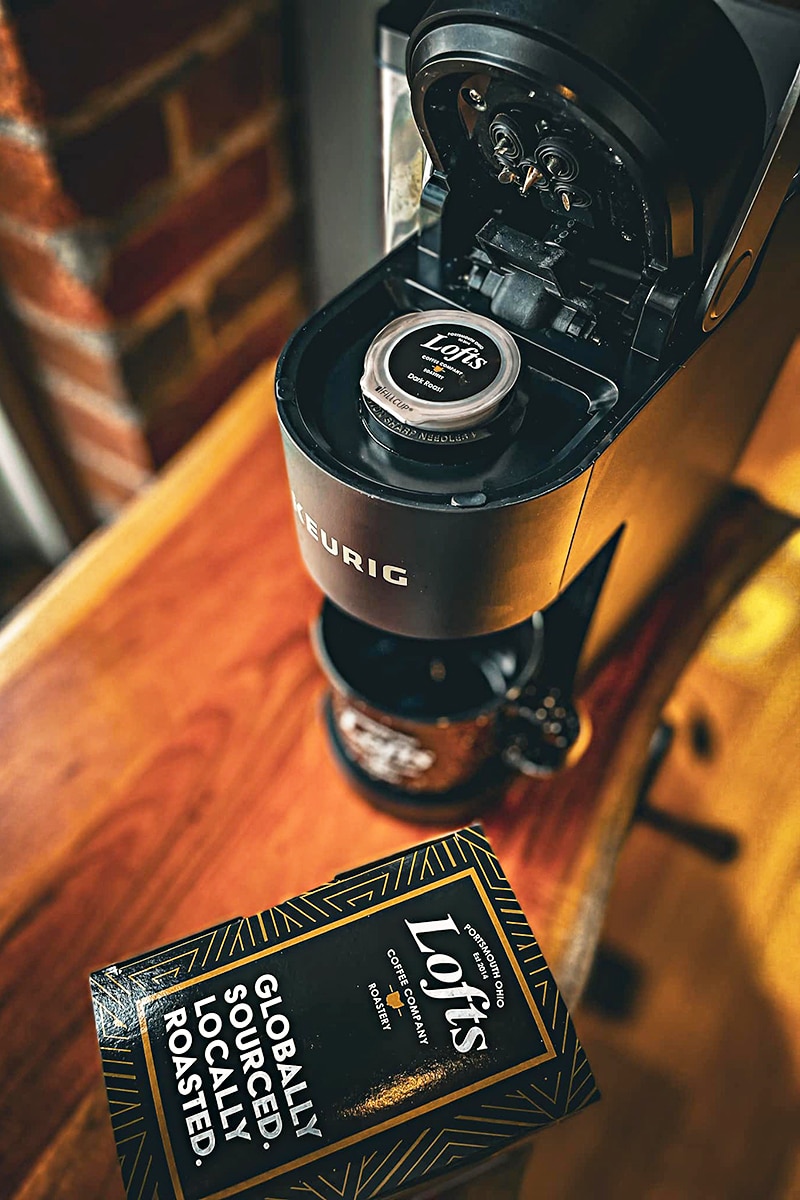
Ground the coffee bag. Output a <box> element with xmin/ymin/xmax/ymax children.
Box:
<box><xmin>90</xmin><ymin>826</ymin><xmax>598</xmax><ymax>1199</ymax></box>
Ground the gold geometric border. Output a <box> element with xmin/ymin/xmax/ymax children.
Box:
<box><xmin>138</xmin><ymin>867</ymin><xmax>556</xmax><ymax>1200</ymax></box>
<box><xmin>90</xmin><ymin>826</ymin><xmax>599</xmax><ymax>1200</ymax></box>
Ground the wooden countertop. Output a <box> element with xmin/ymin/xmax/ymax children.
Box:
<box><xmin>0</xmin><ymin>359</ymin><xmax>794</xmax><ymax>1200</ymax></box>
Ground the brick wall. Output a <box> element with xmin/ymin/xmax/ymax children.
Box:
<box><xmin>0</xmin><ymin>0</ymin><xmax>305</xmax><ymax>518</ymax></box>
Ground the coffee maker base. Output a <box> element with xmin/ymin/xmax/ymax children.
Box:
<box><xmin>323</xmin><ymin>696</ymin><xmax>508</xmax><ymax>824</ymax></box>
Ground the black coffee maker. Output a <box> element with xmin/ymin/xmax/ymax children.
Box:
<box><xmin>276</xmin><ymin>0</ymin><xmax>800</xmax><ymax>817</ymax></box>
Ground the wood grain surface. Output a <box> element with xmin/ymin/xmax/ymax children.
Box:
<box><xmin>0</xmin><ymin>359</ymin><xmax>795</xmax><ymax>1200</ymax></box>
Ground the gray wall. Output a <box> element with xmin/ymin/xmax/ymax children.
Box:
<box><xmin>295</xmin><ymin>0</ymin><xmax>386</xmax><ymax>305</ymax></box>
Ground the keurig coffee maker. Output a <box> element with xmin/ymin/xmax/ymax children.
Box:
<box><xmin>276</xmin><ymin>0</ymin><xmax>800</xmax><ymax>817</ymax></box>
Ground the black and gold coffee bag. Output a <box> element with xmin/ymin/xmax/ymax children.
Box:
<box><xmin>90</xmin><ymin>826</ymin><xmax>598</xmax><ymax>1199</ymax></box>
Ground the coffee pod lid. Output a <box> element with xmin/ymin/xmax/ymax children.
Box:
<box><xmin>361</xmin><ymin>309</ymin><xmax>521</xmax><ymax>432</ymax></box>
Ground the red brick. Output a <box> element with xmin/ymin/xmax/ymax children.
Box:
<box><xmin>0</xmin><ymin>137</ymin><xmax>77</xmax><ymax>228</ymax></box>
<box><xmin>0</xmin><ymin>101</ymin><xmax>168</xmax><ymax>233</ymax></box>
<box><xmin>183</xmin><ymin>23</ymin><xmax>282</xmax><ymax>155</ymax></box>
<box><xmin>105</xmin><ymin>141</ymin><xmax>276</xmax><ymax>318</ymax></box>
<box><xmin>148</xmin><ymin>300</ymin><xmax>298</xmax><ymax>464</ymax></box>
<box><xmin>0</xmin><ymin>21</ymin><xmax>40</xmax><ymax>124</ymax></box>
<box><xmin>51</xmin><ymin>393</ymin><xmax>152</xmax><ymax>470</ymax></box>
<box><xmin>23</xmin><ymin>321</ymin><xmax>122</xmax><ymax>395</ymax></box>
<box><xmin>121</xmin><ymin>309</ymin><xmax>195</xmax><ymax>412</ymax></box>
<box><xmin>6</xmin><ymin>0</ymin><xmax>230</xmax><ymax>117</ymax></box>
<box><xmin>208</xmin><ymin>215</ymin><xmax>300</xmax><ymax>333</ymax></box>
<box><xmin>0</xmin><ymin>231</ymin><xmax>109</xmax><ymax>326</ymax></box>
<box><xmin>56</xmin><ymin>97</ymin><xmax>170</xmax><ymax>218</ymax></box>
<box><xmin>74</xmin><ymin>460</ymin><xmax>141</xmax><ymax>510</ymax></box>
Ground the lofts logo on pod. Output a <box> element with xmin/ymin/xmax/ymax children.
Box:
<box><xmin>404</xmin><ymin>915</ymin><xmax>493</xmax><ymax>1053</ymax></box>
<box><xmin>420</xmin><ymin>332</ymin><xmax>489</xmax><ymax>370</ymax></box>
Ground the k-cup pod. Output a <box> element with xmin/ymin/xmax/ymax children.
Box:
<box><xmin>314</xmin><ymin>600</ymin><xmax>544</xmax><ymax>821</ymax></box>
<box><xmin>360</xmin><ymin>309</ymin><xmax>523</xmax><ymax>460</ymax></box>
<box><xmin>90</xmin><ymin>827</ymin><xmax>599</xmax><ymax>1200</ymax></box>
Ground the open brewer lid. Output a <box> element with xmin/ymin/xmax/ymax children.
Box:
<box><xmin>361</xmin><ymin>309</ymin><xmax>521</xmax><ymax>432</ymax></box>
